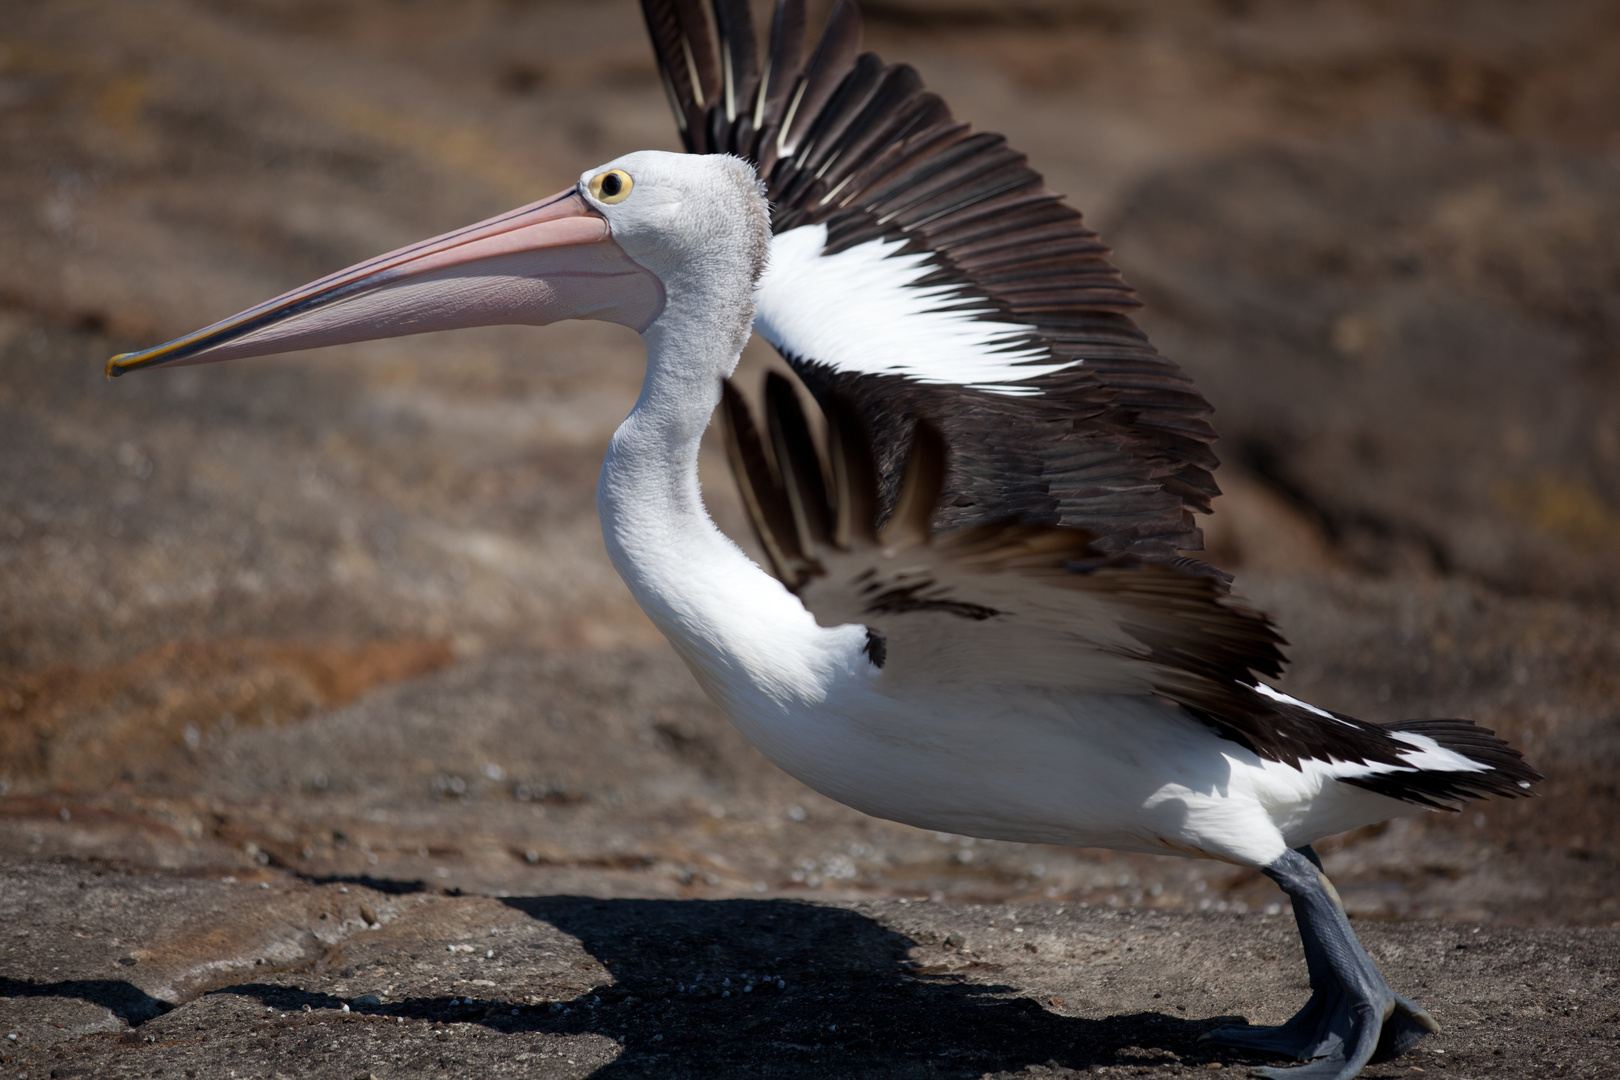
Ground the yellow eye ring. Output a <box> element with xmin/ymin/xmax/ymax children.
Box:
<box><xmin>588</xmin><ymin>169</ymin><xmax>633</xmax><ymax>204</ymax></box>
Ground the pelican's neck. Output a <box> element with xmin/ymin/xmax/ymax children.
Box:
<box><xmin>598</xmin><ymin>369</ymin><xmax>717</xmax><ymax>586</ymax></box>
<box><xmin>598</xmin><ymin>273</ymin><xmax>740</xmax><ymax>552</ymax></box>
<box><xmin>596</xmin><ymin>285</ymin><xmax>754</xmax><ymax>639</ymax></box>
<box><xmin>595</xmin><ymin>289</ymin><xmax>858</xmax><ymax>720</ymax></box>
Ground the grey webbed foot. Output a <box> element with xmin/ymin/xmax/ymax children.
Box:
<box><xmin>1205</xmin><ymin>847</ymin><xmax>1438</xmax><ymax>1079</ymax></box>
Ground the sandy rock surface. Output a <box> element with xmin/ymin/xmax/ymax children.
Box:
<box><xmin>3</xmin><ymin>0</ymin><xmax>1619</xmax><ymax>1076</ymax></box>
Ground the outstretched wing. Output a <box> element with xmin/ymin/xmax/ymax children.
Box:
<box><xmin>642</xmin><ymin>0</ymin><xmax>1221</xmax><ymax>570</ymax></box>
<box><xmin>721</xmin><ymin>373</ymin><xmax>1541</xmax><ymax>807</ymax></box>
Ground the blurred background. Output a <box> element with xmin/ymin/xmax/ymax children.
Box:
<box><xmin>1</xmin><ymin>0</ymin><xmax>1616</xmax><ymax>927</ymax></box>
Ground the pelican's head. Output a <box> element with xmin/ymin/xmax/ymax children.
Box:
<box><xmin>105</xmin><ymin>151</ymin><xmax>769</xmax><ymax>377</ymax></box>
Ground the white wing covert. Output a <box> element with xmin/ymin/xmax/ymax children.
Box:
<box><xmin>644</xmin><ymin>0</ymin><xmax>1223</xmax><ymax>569</ymax></box>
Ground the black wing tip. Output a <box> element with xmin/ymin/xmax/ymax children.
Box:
<box><xmin>1178</xmin><ymin>681</ymin><xmax>1545</xmax><ymax>811</ymax></box>
<box><xmin>1332</xmin><ymin>717</ymin><xmax>1542</xmax><ymax>810</ymax></box>
<box><xmin>1396</xmin><ymin>717</ymin><xmax>1541</xmax><ymax>788</ymax></box>
<box><xmin>640</xmin><ymin>0</ymin><xmax>865</xmax><ymax>163</ymax></box>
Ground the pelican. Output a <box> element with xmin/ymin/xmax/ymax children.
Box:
<box><xmin>106</xmin><ymin>2</ymin><xmax>1538</xmax><ymax>1076</ymax></box>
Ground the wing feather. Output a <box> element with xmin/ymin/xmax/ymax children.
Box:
<box><xmin>721</xmin><ymin>373</ymin><xmax>1542</xmax><ymax>804</ymax></box>
<box><xmin>669</xmin><ymin>8</ymin><xmax>1543</xmax><ymax>806</ymax></box>
<box><xmin>643</xmin><ymin>0</ymin><xmax>1224</xmax><ymax>567</ymax></box>
<box><xmin>723</xmin><ymin>372</ymin><xmax>1281</xmax><ymax>710</ymax></box>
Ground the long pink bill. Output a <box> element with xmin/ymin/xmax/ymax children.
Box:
<box><xmin>106</xmin><ymin>187</ymin><xmax>663</xmax><ymax>377</ymax></box>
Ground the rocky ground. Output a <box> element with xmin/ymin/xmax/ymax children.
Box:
<box><xmin>2</xmin><ymin>0</ymin><xmax>1618</xmax><ymax>1076</ymax></box>
<box><xmin>4</xmin><ymin>861</ymin><xmax>1618</xmax><ymax>1079</ymax></box>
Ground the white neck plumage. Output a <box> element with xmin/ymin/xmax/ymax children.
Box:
<box><xmin>596</xmin><ymin>295</ymin><xmax>734</xmax><ymax>602</ymax></box>
<box><xmin>594</xmin><ymin>278</ymin><xmax>860</xmax><ymax>729</ymax></box>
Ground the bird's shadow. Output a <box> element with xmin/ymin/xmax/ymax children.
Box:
<box><xmin>0</xmin><ymin>977</ymin><xmax>173</xmax><ymax>1026</ymax></box>
<box><xmin>217</xmin><ymin>895</ymin><xmax>1260</xmax><ymax>1077</ymax></box>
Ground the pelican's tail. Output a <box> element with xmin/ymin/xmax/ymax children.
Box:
<box><xmin>1338</xmin><ymin>718</ymin><xmax>1541</xmax><ymax>809</ymax></box>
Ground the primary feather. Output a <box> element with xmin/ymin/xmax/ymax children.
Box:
<box><xmin>642</xmin><ymin>0</ymin><xmax>1220</xmax><ymax>565</ymax></box>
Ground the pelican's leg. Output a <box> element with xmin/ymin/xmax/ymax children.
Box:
<box><xmin>1206</xmin><ymin>847</ymin><xmax>1439</xmax><ymax>1079</ymax></box>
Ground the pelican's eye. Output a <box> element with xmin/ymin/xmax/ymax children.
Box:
<box><xmin>588</xmin><ymin>169</ymin><xmax>633</xmax><ymax>205</ymax></box>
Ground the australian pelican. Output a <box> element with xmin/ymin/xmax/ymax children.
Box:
<box><xmin>106</xmin><ymin>2</ymin><xmax>1538</xmax><ymax>1076</ymax></box>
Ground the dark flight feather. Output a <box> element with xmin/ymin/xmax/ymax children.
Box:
<box><xmin>720</xmin><ymin>374</ymin><xmax>1541</xmax><ymax>806</ymax></box>
<box><xmin>641</xmin><ymin>0</ymin><xmax>1224</xmax><ymax>568</ymax></box>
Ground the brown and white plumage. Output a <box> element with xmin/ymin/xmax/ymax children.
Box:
<box><xmin>720</xmin><ymin>371</ymin><xmax>1535</xmax><ymax>807</ymax></box>
<box><xmin>645</xmin><ymin>0</ymin><xmax>1220</xmax><ymax>566</ymax></box>
<box><xmin>650</xmin><ymin>0</ymin><xmax>1535</xmax><ymax>805</ymax></box>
